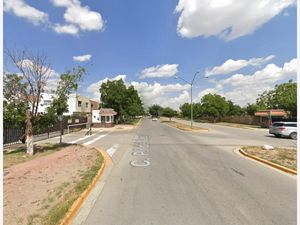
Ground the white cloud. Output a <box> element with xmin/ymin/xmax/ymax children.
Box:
<box><xmin>86</xmin><ymin>74</ymin><xmax>190</xmax><ymax>109</ymax></box>
<box><xmin>175</xmin><ymin>0</ymin><xmax>295</xmax><ymax>40</ymax></box>
<box><xmin>4</xmin><ymin>0</ymin><xmax>48</xmax><ymax>25</ymax></box>
<box><xmin>205</xmin><ymin>55</ymin><xmax>275</xmax><ymax>76</ymax></box>
<box><xmin>51</xmin><ymin>0</ymin><xmax>104</xmax><ymax>35</ymax></box>
<box><xmin>87</xmin><ymin>74</ymin><xmax>126</xmax><ymax>99</ymax></box>
<box><xmin>53</xmin><ymin>24</ymin><xmax>79</xmax><ymax>35</ymax></box>
<box><xmin>213</xmin><ymin>58</ymin><xmax>297</xmax><ymax>106</ymax></box>
<box><xmin>131</xmin><ymin>81</ymin><xmax>190</xmax><ymax>109</ymax></box>
<box><xmin>140</xmin><ymin>64</ymin><xmax>179</xmax><ymax>79</ymax></box>
<box><xmin>73</xmin><ymin>54</ymin><xmax>92</xmax><ymax>62</ymax></box>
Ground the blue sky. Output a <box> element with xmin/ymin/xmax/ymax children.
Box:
<box><xmin>4</xmin><ymin>0</ymin><xmax>297</xmax><ymax>109</ymax></box>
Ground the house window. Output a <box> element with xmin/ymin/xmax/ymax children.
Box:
<box><xmin>78</xmin><ymin>101</ymin><xmax>82</xmax><ymax>107</ymax></box>
<box><xmin>85</xmin><ymin>102</ymin><xmax>89</xmax><ymax>108</ymax></box>
<box><xmin>106</xmin><ymin>116</ymin><xmax>110</xmax><ymax>122</ymax></box>
<box><xmin>43</xmin><ymin>100</ymin><xmax>51</xmax><ymax>106</ymax></box>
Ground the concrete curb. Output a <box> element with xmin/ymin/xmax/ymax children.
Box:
<box><xmin>160</xmin><ymin>120</ymin><xmax>209</xmax><ymax>133</ymax></box>
<box><xmin>58</xmin><ymin>148</ymin><xmax>108</xmax><ymax>225</ymax></box>
<box><xmin>239</xmin><ymin>148</ymin><xmax>297</xmax><ymax>175</ymax></box>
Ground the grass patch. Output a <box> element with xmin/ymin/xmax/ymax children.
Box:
<box><xmin>160</xmin><ymin>120</ymin><xmax>208</xmax><ymax>132</ymax></box>
<box><xmin>4</xmin><ymin>143</ymin><xmax>73</xmax><ymax>168</ymax></box>
<box><xmin>242</xmin><ymin>146</ymin><xmax>297</xmax><ymax>170</ymax></box>
<box><xmin>41</xmin><ymin>153</ymin><xmax>104</xmax><ymax>225</ymax></box>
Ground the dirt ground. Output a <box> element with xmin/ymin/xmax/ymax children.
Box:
<box><xmin>4</xmin><ymin>145</ymin><xmax>100</xmax><ymax>225</ymax></box>
<box><xmin>242</xmin><ymin>146</ymin><xmax>297</xmax><ymax>170</ymax></box>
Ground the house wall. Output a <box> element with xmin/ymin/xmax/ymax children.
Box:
<box><xmin>65</xmin><ymin>93</ymin><xmax>91</xmax><ymax>115</ymax></box>
<box><xmin>35</xmin><ymin>93</ymin><xmax>55</xmax><ymax>114</ymax></box>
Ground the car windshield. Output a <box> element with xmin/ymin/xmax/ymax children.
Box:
<box><xmin>272</xmin><ymin>123</ymin><xmax>284</xmax><ymax>127</ymax></box>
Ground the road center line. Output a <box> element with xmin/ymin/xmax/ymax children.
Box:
<box><xmin>83</xmin><ymin>134</ymin><xmax>107</xmax><ymax>146</ymax></box>
<box><xmin>106</xmin><ymin>144</ymin><xmax>119</xmax><ymax>157</ymax></box>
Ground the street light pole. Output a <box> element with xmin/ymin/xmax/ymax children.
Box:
<box><xmin>174</xmin><ymin>71</ymin><xmax>204</xmax><ymax>129</ymax></box>
<box><xmin>190</xmin><ymin>84</ymin><xmax>193</xmax><ymax>128</ymax></box>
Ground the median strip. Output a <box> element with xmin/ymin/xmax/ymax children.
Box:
<box><xmin>239</xmin><ymin>147</ymin><xmax>297</xmax><ymax>175</ymax></box>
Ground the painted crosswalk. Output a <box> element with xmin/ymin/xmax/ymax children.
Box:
<box><xmin>68</xmin><ymin>134</ymin><xmax>96</xmax><ymax>144</ymax></box>
<box><xmin>83</xmin><ymin>134</ymin><xmax>108</xmax><ymax>146</ymax></box>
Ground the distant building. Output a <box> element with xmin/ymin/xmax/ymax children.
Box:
<box><xmin>36</xmin><ymin>93</ymin><xmax>55</xmax><ymax>114</ymax></box>
<box><xmin>34</xmin><ymin>93</ymin><xmax>99</xmax><ymax>116</ymax></box>
<box><xmin>92</xmin><ymin>108</ymin><xmax>117</xmax><ymax>127</ymax></box>
<box><xmin>255</xmin><ymin>109</ymin><xmax>288</xmax><ymax>127</ymax></box>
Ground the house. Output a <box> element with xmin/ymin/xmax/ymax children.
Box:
<box><xmin>92</xmin><ymin>108</ymin><xmax>117</xmax><ymax>127</ymax></box>
<box><xmin>34</xmin><ymin>93</ymin><xmax>100</xmax><ymax>116</ymax></box>
<box><xmin>64</xmin><ymin>93</ymin><xmax>92</xmax><ymax>116</ymax></box>
<box><xmin>255</xmin><ymin>109</ymin><xmax>288</xmax><ymax>127</ymax></box>
<box><xmin>36</xmin><ymin>92</ymin><xmax>55</xmax><ymax>114</ymax></box>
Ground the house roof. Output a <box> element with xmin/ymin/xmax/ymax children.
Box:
<box><xmin>254</xmin><ymin>109</ymin><xmax>287</xmax><ymax>117</ymax></box>
<box><xmin>99</xmin><ymin>108</ymin><xmax>117</xmax><ymax>115</ymax></box>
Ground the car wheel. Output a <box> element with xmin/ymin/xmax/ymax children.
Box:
<box><xmin>274</xmin><ymin>134</ymin><xmax>281</xmax><ymax>138</ymax></box>
<box><xmin>290</xmin><ymin>132</ymin><xmax>297</xmax><ymax>140</ymax></box>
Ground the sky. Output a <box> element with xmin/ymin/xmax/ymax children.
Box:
<box><xmin>4</xmin><ymin>0</ymin><xmax>297</xmax><ymax>109</ymax></box>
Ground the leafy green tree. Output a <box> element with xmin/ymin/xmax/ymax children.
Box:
<box><xmin>162</xmin><ymin>107</ymin><xmax>177</xmax><ymax>120</ymax></box>
<box><xmin>180</xmin><ymin>103</ymin><xmax>191</xmax><ymax>118</ymax></box>
<box><xmin>200</xmin><ymin>94</ymin><xmax>229</xmax><ymax>122</ymax></box>
<box><xmin>227</xmin><ymin>100</ymin><xmax>244</xmax><ymax>116</ymax></box>
<box><xmin>244</xmin><ymin>103</ymin><xmax>261</xmax><ymax>116</ymax></box>
<box><xmin>3</xmin><ymin>74</ymin><xmax>28</xmax><ymax>126</ymax></box>
<box><xmin>273</xmin><ymin>81</ymin><xmax>297</xmax><ymax>116</ymax></box>
<box><xmin>148</xmin><ymin>104</ymin><xmax>163</xmax><ymax>117</ymax></box>
<box><xmin>50</xmin><ymin>66</ymin><xmax>85</xmax><ymax>115</ymax></box>
<box><xmin>49</xmin><ymin>66</ymin><xmax>86</xmax><ymax>143</ymax></box>
<box><xmin>256</xmin><ymin>80</ymin><xmax>297</xmax><ymax>116</ymax></box>
<box><xmin>100</xmin><ymin>79</ymin><xmax>144</xmax><ymax>122</ymax></box>
<box><xmin>125</xmin><ymin>86</ymin><xmax>145</xmax><ymax>118</ymax></box>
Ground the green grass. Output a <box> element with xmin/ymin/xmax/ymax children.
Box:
<box><xmin>41</xmin><ymin>153</ymin><xmax>104</xmax><ymax>225</ymax></box>
<box><xmin>4</xmin><ymin>143</ymin><xmax>72</xmax><ymax>168</ymax></box>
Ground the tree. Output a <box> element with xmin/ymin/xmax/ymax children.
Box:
<box><xmin>148</xmin><ymin>104</ymin><xmax>163</xmax><ymax>117</ymax></box>
<box><xmin>226</xmin><ymin>100</ymin><xmax>244</xmax><ymax>116</ymax></box>
<box><xmin>162</xmin><ymin>107</ymin><xmax>177</xmax><ymax>120</ymax></box>
<box><xmin>5</xmin><ymin>49</ymin><xmax>52</xmax><ymax>155</ymax></box>
<box><xmin>125</xmin><ymin>86</ymin><xmax>145</xmax><ymax>119</ymax></box>
<box><xmin>179</xmin><ymin>103</ymin><xmax>191</xmax><ymax>118</ymax></box>
<box><xmin>256</xmin><ymin>80</ymin><xmax>297</xmax><ymax>116</ymax></box>
<box><xmin>49</xmin><ymin>66</ymin><xmax>86</xmax><ymax>143</ymax></box>
<box><xmin>3</xmin><ymin>74</ymin><xmax>27</xmax><ymax>126</ymax></box>
<box><xmin>100</xmin><ymin>79</ymin><xmax>144</xmax><ymax>122</ymax></box>
<box><xmin>180</xmin><ymin>102</ymin><xmax>202</xmax><ymax>119</ymax></box>
<box><xmin>273</xmin><ymin>81</ymin><xmax>297</xmax><ymax>116</ymax></box>
<box><xmin>200</xmin><ymin>94</ymin><xmax>229</xmax><ymax>122</ymax></box>
<box><xmin>244</xmin><ymin>103</ymin><xmax>261</xmax><ymax>116</ymax></box>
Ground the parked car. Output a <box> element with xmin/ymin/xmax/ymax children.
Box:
<box><xmin>269</xmin><ymin>122</ymin><xmax>297</xmax><ymax>139</ymax></box>
<box><xmin>152</xmin><ymin>117</ymin><xmax>158</xmax><ymax>121</ymax></box>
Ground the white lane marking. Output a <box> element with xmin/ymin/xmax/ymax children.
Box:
<box><xmin>68</xmin><ymin>134</ymin><xmax>96</xmax><ymax>144</ymax></box>
<box><xmin>130</xmin><ymin>159</ymin><xmax>151</xmax><ymax>167</ymax></box>
<box><xmin>83</xmin><ymin>134</ymin><xmax>107</xmax><ymax>146</ymax></box>
<box><xmin>106</xmin><ymin>144</ymin><xmax>119</xmax><ymax>157</ymax></box>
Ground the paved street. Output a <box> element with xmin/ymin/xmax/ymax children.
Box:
<box><xmin>70</xmin><ymin>118</ymin><xmax>296</xmax><ymax>225</ymax></box>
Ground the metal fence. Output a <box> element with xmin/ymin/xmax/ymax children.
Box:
<box><xmin>3</xmin><ymin>116</ymin><xmax>88</xmax><ymax>145</ymax></box>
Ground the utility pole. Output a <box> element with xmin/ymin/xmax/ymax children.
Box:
<box><xmin>175</xmin><ymin>72</ymin><xmax>207</xmax><ymax>129</ymax></box>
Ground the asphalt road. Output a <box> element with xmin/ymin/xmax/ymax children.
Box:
<box><xmin>73</xmin><ymin>118</ymin><xmax>296</xmax><ymax>225</ymax></box>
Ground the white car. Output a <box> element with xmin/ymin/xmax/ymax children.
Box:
<box><xmin>269</xmin><ymin>122</ymin><xmax>297</xmax><ymax>139</ymax></box>
<box><xmin>152</xmin><ymin>117</ymin><xmax>158</xmax><ymax>121</ymax></box>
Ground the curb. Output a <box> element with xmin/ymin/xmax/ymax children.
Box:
<box><xmin>161</xmin><ymin>120</ymin><xmax>209</xmax><ymax>132</ymax></box>
<box><xmin>239</xmin><ymin>148</ymin><xmax>297</xmax><ymax>175</ymax></box>
<box><xmin>58</xmin><ymin>148</ymin><xmax>108</xmax><ymax>225</ymax></box>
